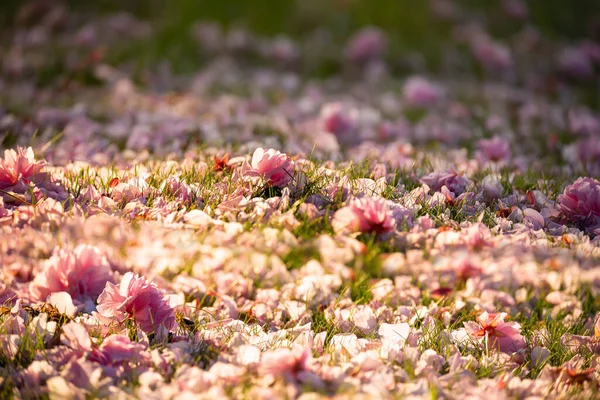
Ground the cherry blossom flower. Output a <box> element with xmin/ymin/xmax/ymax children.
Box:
<box><xmin>345</xmin><ymin>27</ymin><xmax>386</xmax><ymax>63</ymax></box>
<box><xmin>89</xmin><ymin>334</ymin><xmax>149</xmax><ymax>366</ymax></box>
<box><xmin>502</xmin><ymin>0</ymin><xmax>528</xmax><ymax>19</ymax></box>
<box><xmin>0</xmin><ymin>147</ymin><xmax>46</xmax><ymax>189</ymax></box>
<box><xmin>29</xmin><ymin>244</ymin><xmax>114</xmax><ymax>310</ymax></box>
<box><xmin>464</xmin><ymin>312</ymin><xmax>526</xmax><ymax>353</ymax></box>
<box><xmin>558</xmin><ymin>47</ymin><xmax>593</xmax><ymax>80</ymax></box>
<box><xmin>97</xmin><ymin>272</ymin><xmax>176</xmax><ymax>332</ymax></box>
<box><xmin>243</xmin><ymin>148</ymin><xmax>294</xmax><ymax>187</ymax></box>
<box><xmin>477</xmin><ymin>136</ymin><xmax>511</xmax><ymax>163</ymax></box>
<box><xmin>421</xmin><ymin>167</ymin><xmax>471</xmax><ymax>195</ymax></box>
<box><xmin>402</xmin><ymin>77</ymin><xmax>441</xmax><ymax>108</ymax></box>
<box><xmin>471</xmin><ymin>37</ymin><xmax>512</xmax><ymax>70</ymax></box>
<box><xmin>319</xmin><ymin>102</ymin><xmax>356</xmax><ymax>137</ymax></box>
<box><xmin>260</xmin><ymin>345</ymin><xmax>312</xmax><ymax>379</ymax></box>
<box><xmin>332</xmin><ymin>196</ymin><xmax>395</xmax><ymax>234</ymax></box>
<box><xmin>558</xmin><ymin>177</ymin><xmax>600</xmax><ymax>234</ymax></box>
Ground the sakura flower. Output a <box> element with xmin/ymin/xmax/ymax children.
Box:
<box><xmin>402</xmin><ymin>77</ymin><xmax>441</xmax><ymax>108</ymax></box>
<box><xmin>332</xmin><ymin>196</ymin><xmax>395</xmax><ymax>234</ymax></box>
<box><xmin>260</xmin><ymin>345</ymin><xmax>312</xmax><ymax>379</ymax></box>
<box><xmin>477</xmin><ymin>136</ymin><xmax>511</xmax><ymax>163</ymax></box>
<box><xmin>464</xmin><ymin>312</ymin><xmax>526</xmax><ymax>353</ymax></box>
<box><xmin>29</xmin><ymin>244</ymin><xmax>114</xmax><ymax>310</ymax></box>
<box><xmin>96</xmin><ymin>272</ymin><xmax>176</xmax><ymax>333</ymax></box>
<box><xmin>421</xmin><ymin>167</ymin><xmax>471</xmax><ymax>195</ymax></box>
<box><xmin>243</xmin><ymin>148</ymin><xmax>294</xmax><ymax>187</ymax></box>
<box><xmin>558</xmin><ymin>47</ymin><xmax>593</xmax><ymax>80</ymax></box>
<box><xmin>502</xmin><ymin>0</ymin><xmax>528</xmax><ymax>19</ymax></box>
<box><xmin>345</xmin><ymin>27</ymin><xmax>386</xmax><ymax>63</ymax></box>
<box><xmin>558</xmin><ymin>177</ymin><xmax>600</xmax><ymax>233</ymax></box>
<box><xmin>0</xmin><ymin>147</ymin><xmax>45</xmax><ymax>190</ymax></box>
<box><xmin>319</xmin><ymin>102</ymin><xmax>356</xmax><ymax>137</ymax></box>
<box><xmin>46</xmin><ymin>292</ymin><xmax>77</xmax><ymax>317</ymax></box>
<box><xmin>89</xmin><ymin>334</ymin><xmax>149</xmax><ymax>366</ymax></box>
<box><xmin>471</xmin><ymin>37</ymin><xmax>512</xmax><ymax>70</ymax></box>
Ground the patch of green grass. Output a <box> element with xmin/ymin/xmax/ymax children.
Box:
<box><xmin>281</xmin><ymin>241</ymin><xmax>321</xmax><ymax>270</ymax></box>
<box><xmin>311</xmin><ymin>305</ymin><xmax>341</xmax><ymax>350</ymax></box>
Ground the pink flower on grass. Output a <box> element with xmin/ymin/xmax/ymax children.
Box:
<box><xmin>29</xmin><ymin>245</ymin><xmax>114</xmax><ymax>309</ymax></box>
<box><xmin>97</xmin><ymin>272</ymin><xmax>176</xmax><ymax>333</ymax></box>
<box><xmin>402</xmin><ymin>77</ymin><xmax>441</xmax><ymax>108</ymax></box>
<box><xmin>0</xmin><ymin>147</ymin><xmax>46</xmax><ymax>189</ymax></box>
<box><xmin>89</xmin><ymin>334</ymin><xmax>148</xmax><ymax>366</ymax></box>
<box><xmin>260</xmin><ymin>345</ymin><xmax>312</xmax><ymax>380</ymax></box>
<box><xmin>0</xmin><ymin>146</ymin><xmax>67</xmax><ymax>204</ymax></box>
<box><xmin>421</xmin><ymin>167</ymin><xmax>471</xmax><ymax>195</ymax></box>
<box><xmin>464</xmin><ymin>312</ymin><xmax>525</xmax><ymax>353</ymax></box>
<box><xmin>558</xmin><ymin>177</ymin><xmax>600</xmax><ymax>234</ymax></box>
<box><xmin>477</xmin><ymin>136</ymin><xmax>511</xmax><ymax>162</ymax></box>
<box><xmin>332</xmin><ymin>196</ymin><xmax>395</xmax><ymax>235</ymax></box>
<box><xmin>244</xmin><ymin>148</ymin><xmax>294</xmax><ymax>187</ymax></box>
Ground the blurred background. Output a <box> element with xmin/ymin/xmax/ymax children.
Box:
<box><xmin>2</xmin><ymin>0</ymin><xmax>600</xmax><ymax>77</ymax></box>
<box><xmin>1</xmin><ymin>0</ymin><xmax>600</xmax><ymax>165</ymax></box>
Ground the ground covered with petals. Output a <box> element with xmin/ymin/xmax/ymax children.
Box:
<box><xmin>1</xmin><ymin>1</ymin><xmax>600</xmax><ymax>399</ymax></box>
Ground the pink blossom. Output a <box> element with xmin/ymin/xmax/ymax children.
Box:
<box><xmin>319</xmin><ymin>102</ymin><xmax>356</xmax><ymax>137</ymax></box>
<box><xmin>402</xmin><ymin>77</ymin><xmax>441</xmax><ymax>108</ymax></box>
<box><xmin>502</xmin><ymin>0</ymin><xmax>528</xmax><ymax>19</ymax></box>
<box><xmin>260</xmin><ymin>345</ymin><xmax>312</xmax><ymax>379</ymax></box>
<box><xmin>568</xmin><ymin>108</ymin><xmax>599</xmax><ymax>136</ymax></box>
<box><xmin>29</xmin><ymin>245</ymin><xmax>114</xmax><ymax>309</ymax></box>
<box><xmin>477</xmin><ymin>136</ymin><xmax>511</xmax><ymax>162</ymax></box>
<box><xmin>244</xmin><ymin>148</ymin><xmax>294</xmax><ymax>187</ymax></box>
<box><xmin>558</xmin><ymin>47</ymin><xmax>593</xmax><ymax>80</ymax></box>
<box><xmin>0</xmin><ymin>147</ymin><xmax>46</xmax><ymax>189</ymax></box>
<box><xmin>345</xmin><ymin>27</ymin><xmax>386</xmax><ymax>63</ymax></box>
<box><xmin>471</xmin><ymin>38</ymin><xmax>512</xmax><ymax>70</ymax></box>
<box><xmin>558</xmin><ymin>177</ymin><xmax>600</xmax><ymax>233</ymax></box>
<box><xmin>96</xmin><ymin>272</ymin><xmax>176</xmax><ymax>333</ymax></box>
<box><xmin>61</xmin><ymin>322</ymin><xmax>92</xmax><ymax>352</ymax></box>
<box><xmin>580</xmin><ymin>40</ymin><xmax>600</xmax><ymax>65</ymax></box>
<box><xmin>421</xmin><ymin>167</ymin><xmax>471</xmax><ymax>195</ymax></box>
<box><xmin>332</xmin><ymin>196</ymin><xmax>395</xmax><ymax>234</ymax></box>
<box><xmin>269</xmin><ymin>35</ymin><xmax>299</xmax><ymax>64</ymax></box>
<box><xmin>464</xmin><ymin>312</ymin><xmax>526</xmax><ymax>353</ymax></box>
<box><xmin>89</xmin><ymin>334</ymin><xmax>148</xmax><ymax>366</ymax></box>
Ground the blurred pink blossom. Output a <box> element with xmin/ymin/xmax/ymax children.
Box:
<box><xmin>332</xmin><ymin>196</ymin><xmax>395</xmax><ymax>234</ymax></box>
<box><xmin>97</xmin><ymin>272</ymin><xmax>176</xmax><ymax>332</ymax></box>
<box><xmin>89</xmin><ymin>334</ymin><xmax>148</xmax><ymax>366</ymax></box>
<box><xmin>402</xmin><ymin>77</ymin><xmax>441</xmax><ymax>108</ymax></box>
<box><xmin>260</xmin><ymin>345</ymin><xmax>312</xmax><ymax>379</ymax></box>
<box><xmin>477</xmin><ymin>136</ymin><xmax>511</xmax><ymax>162</ymax></box>
<box><xmin>471</xmin><ymin>38</ymin><xmax>512</xmax><ymax>70</ymax></box>
<box><xmin>558</xmin><ymin>47</ymin><xmax>593</xmax><ymax>80</ymax></box>
<box><xmin>421</xmin><ymin>167</ymin><xmax>471</xmax><ymax>195</ymax></box>
<box><xmin>502</xmin><ymin>0</ymin><xmax>528</xmax><ymax>19</ymax></box>
<box><xmin>29</xmin><ymin>244</ymin><xmax>114</xmax><ymax>309</ymax></box>
<box><xmin>345</xmin><ymin>27</ymin><xmax>386</xmax><ymax>63</ymax></box>
<box><xmin>319</xmin><ymin>102</ymin><xmax>356</xmax><ymax>137</ymax></box>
